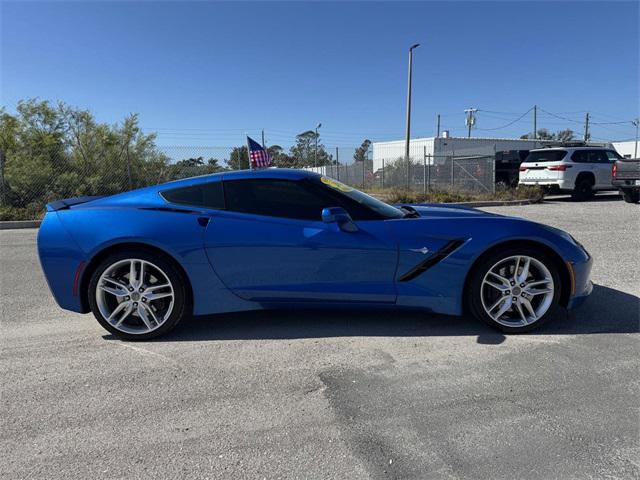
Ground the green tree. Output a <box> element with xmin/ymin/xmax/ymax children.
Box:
<box><xmin>0</xmin><ymin>98</ymin><xmax>170</xmax><ymax>216</ymax></box>
<box><xmin>268</xmin><ymin>145</ymin><xmax>297</xmax><ymax>168</ymax></box>
<box><xmin>228</xmin><ymin>146</ymin><xmax>249</xmax><ymax>170</ymax></box>
<box><xmin>520</xmin><ymin>128</ymin><xmax>575</xmax><ymax>142</ymax></box>
<box><xmin>520</xmin><ymin>128</ymin><xmax>553</xmax><ymax>140</ymax></box>
<box><xmin>289</xmin><ymin>130</ymin><xmax>331</xmax><ymax>167</ymax></box>
<box><xmin>555</xmin><ymin>129</ymin><xmax>575</xmax><ymax>142</ymax></box>
<box><xmin>353</xmin><ymin>139</ymin><xmax>371</xmax><ymax>162</ymax></box>
<box><xmin>166</xmin><ymin>156</ymin><xmax>226</xmax><ymax>179</ymax></box>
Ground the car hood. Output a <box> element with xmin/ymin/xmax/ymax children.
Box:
<box><xmin>403</xmin><ymin>204</ymin><xmax>501</xmax><ymax>219</ymax></box>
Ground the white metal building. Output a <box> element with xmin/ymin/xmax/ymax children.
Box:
<box><xmin>612</xmin><ymin>140</ymin><xmax>639</xmax><ymax>158</ymax></box>
<box><xmin>371</xmin><ymin>136</ymin><xmax>556</xmax><ymax>172</ymax></box>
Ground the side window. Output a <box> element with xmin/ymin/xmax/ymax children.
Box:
<box><xmin>571</xmin><ymin>151</ymin><xmax>588</xmax><ymax>163</ymax></box>
<box><xmin>223</xmin><ymin>179</ymin><xmax>327</xmax><ymax>221</ymax></box>
<box><xmin>605</xmin><ymin>151</ymin><xmax>621</xmax><ymax>162</ymax></box>
<box><xmin>161</xmin><ymin>181</ymin><xmax>225</xmax><ymax>209</ymax></box>
<box><xmin>585</xmin><ymin>151</ymin><xmax>606</xmax><ymax>163</ymax></box>
<box><xmin>593</xmin><ymin>151</ymin><xmax>609</xmax><ymax>163</ymax></box>
<box><xmin>304</xmin><ymin>179</ymin><xmax>385</xmax><ymax>221</ymax></box>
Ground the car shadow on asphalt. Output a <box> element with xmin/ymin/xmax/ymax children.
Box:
<box><xmin>103</xmin><ymin>285</ymin><xmax>638</xmax><ymax>345</ymax></box>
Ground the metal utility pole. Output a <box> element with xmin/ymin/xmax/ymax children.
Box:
<box><xmin>632</xmin><ymin>119</ymin><xmax>639</xmax><ymax>158</ymax></box>
<box><xmin>583</xmin><ymin>112</ymin><xmax>590</xmax><ymax>143</ymax></box>
<box><xmin>464</xmin><ymin>108</ymin><xmax>478</xmax><ymax>138</ymax></box>
<box><xmin>436</xmin><ymin>114</ymin><xmax>441</xmax><ymax>138</ymax></box>
<box><xmin>404</xmin><ymin>43</ymin><xmax>420</xmax><ymax>163</ymax></box>
<box><xmin>533</xmin><ymin>105</ymin><xmax>537</xmax><ymax>140</ymax></box>
<box><xmin>261</xmin><ymin>129</ymin><xmax>265</xmax><ymax>149</ymax></box>
<box><xmin>314</xmin><ymin>123</ymin><xmax>321</xmax><ymax>169</ymax></box>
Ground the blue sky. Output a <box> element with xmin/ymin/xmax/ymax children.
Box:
<box><xmin>1</xmin><ymin>1</ymin><xmax>638</xmax><ymax>148</ymax></box>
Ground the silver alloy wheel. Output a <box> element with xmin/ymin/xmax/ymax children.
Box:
<box><xmin>96</xmin><ymin>259</ymin><xmax>174</xmax><ymax>335</ymax></box>
<box><xmin>480</xmin><ymin>255</ymin><xmax>554</xmax><ymax>327</ymax></box>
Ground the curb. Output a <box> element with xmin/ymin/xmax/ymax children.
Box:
<box><xmin>446</xmin><ymin>198</ymin><xmax>542</xmax><ymax>208</ymax></box>
<box><xmin>0</xmin><ymin>220</ymin><xmax>42</xmax><ymax>230</ymax></box>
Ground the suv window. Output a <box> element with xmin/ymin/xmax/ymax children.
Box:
<box><xmin>223</xmin><ymin>179</ymin><xmax>328</xmax><ymax>221</ymax></box>
<box><xmin>605</xmin><ymin>150</ymin><xmax>622</xmax><ymax>162</ymax></box>
<box><xmin>572</xmin><ymin>150</ymin><xmax>614</xmax><ymax>164</ymax></box>
<box><xmin>571</xmin><ymin>150</ymin><xmax>590</xmax><ymax>163</ymax></box>
<box><xmin>524</xmin><ymin>150</ymin><xmax>567</xmax><ymax>163</ymax></box>
<box><xmin>592</xmin><ymin>151</ymin><xmax>610</xmax><ymax>163</ymax></box>
<box><xmin>161</xmin><ymin>181</ymin><xmax>225</xmax><ymax>209</ymax></box>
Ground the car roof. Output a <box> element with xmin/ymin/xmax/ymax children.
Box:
<box><xmin>154</xmin><ymin>167</ymin><xmax>321</xmax><ymax>189</ymax></box>
<box><xmin>223</xmin><ymin>168</ymin><xmax>320</xmax><ymax>182</ymax></box>
<box><xmin>77</xmin><ymin>169</ymin><xmax>323</xmax><ymax>209</ymax></box>
<box><xmin>528</xmin><ymin>146</ymin><xmax>611</xmax><ymax>153</ymax></box>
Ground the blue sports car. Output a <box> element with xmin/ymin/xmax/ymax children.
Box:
<box><xmin>38</xmin><ymin>168</ymin><xmax>592</xmax><ymax>340</ymax></box>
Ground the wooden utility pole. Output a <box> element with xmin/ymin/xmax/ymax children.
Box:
<box><xmin>583</xmin><ymin>112</ymin><xmax>590</xmax><ymax>142</ymax></box>
<box><xmin>533</xmin><ymin>105</ymin><xmax>537</xmax><ymax>140</ymax></box>
<box><xmin>465</xmin><ymin>108</ymin><xmax>478</xmax><ymax>138</ymax></box>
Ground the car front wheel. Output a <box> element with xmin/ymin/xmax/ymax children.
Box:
<box><xmin>468</xmin><ymin>247</ymin><xmax>561</xmax><ymax>333</ymax></box>
<box><xmin>88</xmin><ymin>250</ymin><xmax>188</xmax><ymax>340</ymax></box>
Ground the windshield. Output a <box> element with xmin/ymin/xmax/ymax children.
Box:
<box><xmin>524</xmin><ymin>150</ymin><xmax>567</xmax><ymax>163</ymax></box>
<box><xmin>312</xmin><ymin>176</ymin><xmax>404</xmax><ymax>219</ymax></box>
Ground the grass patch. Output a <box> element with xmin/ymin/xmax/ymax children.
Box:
<box><xmin>0</xmin><ymin>205</ymin><xmax>45</xmax><ymax>222</ymax></box>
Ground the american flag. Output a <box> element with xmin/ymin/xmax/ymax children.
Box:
<box><xmin>247</xmin><ymin>136</ymin><xmax>272</xmax><ymax>169</ymax></box>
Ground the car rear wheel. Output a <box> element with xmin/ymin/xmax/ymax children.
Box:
<box><xmin>468</xmin><ymin>247</ymin><xmax>561</xmax><ymax>333</ymax></box>
<box><xmin>88</xmin><ymin>250</ymin><xmax>188</xmax><ymax>340</ymax></box>
<box><xmin>572</xmin><ymin>177</ymin><xmax>594</xmax><ymax>201</ymax></box>
<box><xmin>621</xmin><ymin>188</ymin><xmax>640</xmax><ymax>204</ymax></box>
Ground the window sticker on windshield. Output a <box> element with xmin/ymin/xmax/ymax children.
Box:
<box><xmin>320</xmin><ymin>176</ymin><xmax>354</xmax><ymax>192</ymax></box>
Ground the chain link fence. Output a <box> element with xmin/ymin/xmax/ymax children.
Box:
<box><xmin>305</xmin><ymin>155</ymin><xmax>496</xmax><ymax>194</ymax></box>
<box><xmin>0</xmin><ymin>145</ymin><xmax>496</xmax><ymax>220</ymax></box>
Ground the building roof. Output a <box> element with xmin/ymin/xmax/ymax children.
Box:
<box><xmin>372</xmin><ymin>136</ymin><xmax>554</xmax><ymax>145</ymax></box>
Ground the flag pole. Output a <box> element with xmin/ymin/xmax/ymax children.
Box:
<box><xmin>245</xmin><ymin>133</ymin><xmax>253</xmax><ymax>171</ymax></box>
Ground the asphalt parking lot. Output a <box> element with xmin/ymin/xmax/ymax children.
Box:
<box><xmin>1</xmin><ymin>195</ymin><xmax>639</xmax><ymax>480</ymax></box>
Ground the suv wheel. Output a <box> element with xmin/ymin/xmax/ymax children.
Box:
<box><xmin>572</xmin><ymin>177</ymin><xmax>594</xmax><ymax>201</ymax></box>
<box><xmin>621</xmin><ymin>188</ymin><xmax>640</xmax><ymax>204</ymax></box>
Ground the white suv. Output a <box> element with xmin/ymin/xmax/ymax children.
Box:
<box><xmin>518</xmin><ymin>147</ymin><xmax>622</xmax><ymax>200</ymax></box>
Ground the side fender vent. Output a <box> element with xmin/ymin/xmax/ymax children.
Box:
<box><xmin>398</xmin><ymin>239</ymin><xmax>466</xmax><ymax>282</ymax></box>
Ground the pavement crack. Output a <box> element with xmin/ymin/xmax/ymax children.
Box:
<box><xmin>109</xmin><ymin>342</ymin><xmax>183</xmax><ymax>370</ymax></box>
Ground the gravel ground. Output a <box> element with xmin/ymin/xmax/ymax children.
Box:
<box><xmin>1</xmin><ymin>195</ymin><xmax>638</xmax><ymax>480</ymax></box>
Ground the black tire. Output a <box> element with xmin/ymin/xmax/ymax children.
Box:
<box><xmin>467</xmin><ymin>246</ymin><xmax>562</xmax><ymax>333</ymax></box>
<box><xmin>621</xmin><ymin>188</ymin><xmax>640</xmax><ymax>204</ymax></box>
<box><xmin>572</xmin><ymin>176</ymin><xmax>594</xmax><ymax>201</ymax></box>
<box><xmin>88</xmin><ymin>249</ymin><xmax>188</xmax><ymax>340</ymax></box>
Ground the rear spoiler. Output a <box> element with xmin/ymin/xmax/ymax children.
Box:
<box><xmin>46</xmin><ymin>195</ymin><xmax>105</xmax><ymax>212</ymax></box>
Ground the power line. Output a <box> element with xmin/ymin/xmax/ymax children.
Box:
<box><xmin>537</xmin><ymin>108</ymin><xmax>585</xmax><ymax>125</ymax></box>
<box><xmin>477</xmin><ymin>109</ymin><xmax>527</xmax><ymax>115</ymax></box>
<box><xmin>476</xmin><ymin>107</ymin><xmax>533</xmax><ymax>131</ymax></box>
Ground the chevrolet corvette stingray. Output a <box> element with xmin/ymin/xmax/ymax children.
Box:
<box><xmin>37</xmin><ymin>169</ymin><xmax>592</xmax><ymax>340</ymax></box>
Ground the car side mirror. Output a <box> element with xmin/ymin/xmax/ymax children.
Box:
<box><xmin>321</xmin><ymin>207</ymin><xmax>358</xmax><ymax>232</ymax></box>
